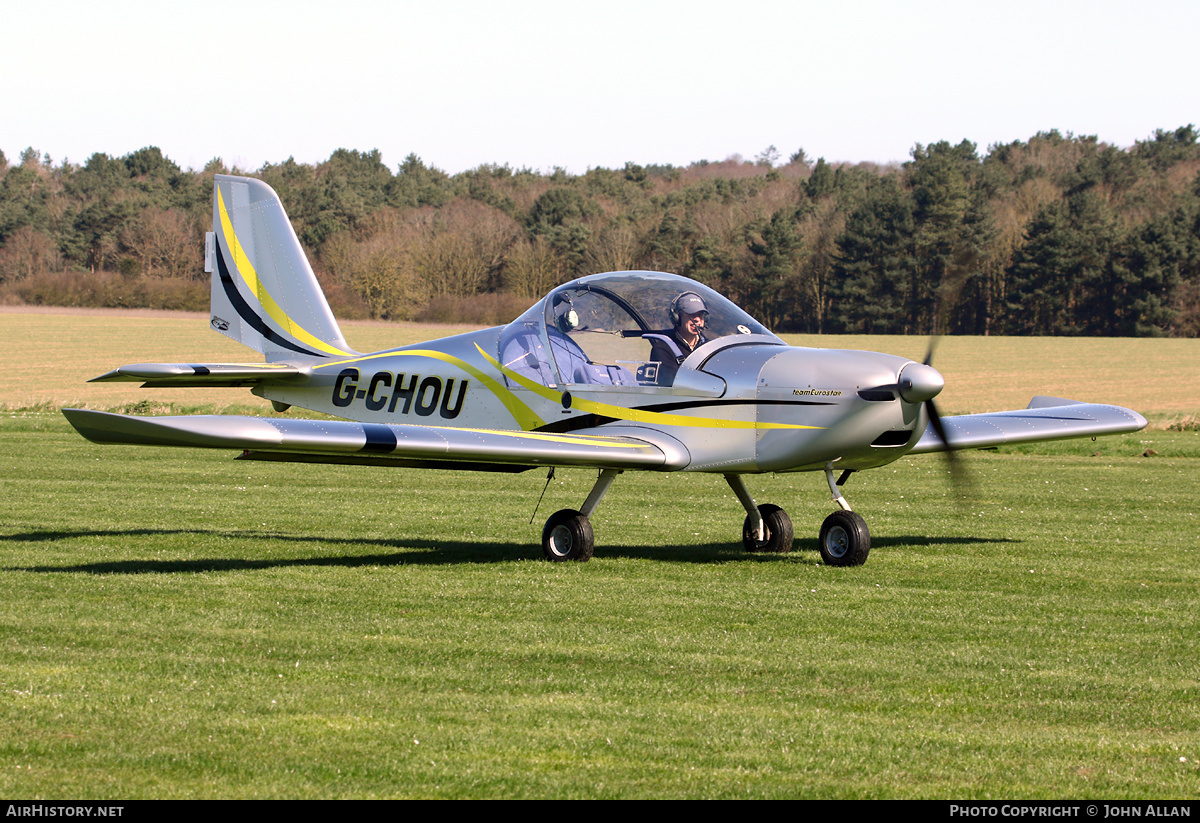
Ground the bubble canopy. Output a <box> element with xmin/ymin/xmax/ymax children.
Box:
<box><xmin>498</xmin><ymin>271</ymin><xmax>781</xmax><ymax>388</ymax></box>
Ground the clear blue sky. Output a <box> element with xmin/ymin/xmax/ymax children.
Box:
<box><xmin>5</xmin><ymin>0</ymin><xmax>1197</xmax><ymax>174</ymax></box>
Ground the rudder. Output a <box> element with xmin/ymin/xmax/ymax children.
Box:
<box><xmin>206</xmin><ymin>174</ymin><xmax>356</xmax><ymax>361</ymax></box>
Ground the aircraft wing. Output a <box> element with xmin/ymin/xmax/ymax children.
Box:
<box><xmin>908</xmin><ymin>396</ymin><xmax>1148</xmax><ymax>454</ymax></box>
<box><xmin>61</xmin><ymin>409</ymin><xmax>690</xmax><ymax>472</ymax></box>
<box><xmin>88</xmin><ymin>362</ymin><xmax>303</xmax><ymax>388</ymax></box>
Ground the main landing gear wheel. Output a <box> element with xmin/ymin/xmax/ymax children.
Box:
<box><xmin>542</xmin><ymin>509</ymin><xmax>595</xmax><ymax>562</ymax></box>
<box><xmin>819</xmin><ymin>510</ymin><xmax>871</xmax><ymax>567</ymax></box>
<box><xmin>742</xmin><ymin>503</ymin><xmax>794</xmax><ymax>553</ymax></box>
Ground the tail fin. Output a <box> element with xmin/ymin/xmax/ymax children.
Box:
<box><xmin>206</xmin><ymin>175</ymin><xmax>356</xmax><ymax>361</ymax></box>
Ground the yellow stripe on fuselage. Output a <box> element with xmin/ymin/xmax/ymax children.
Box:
<box><xmin>311</xmin><ymin>340</ymin><xmax>822</xmax><ymax>434</ymax></box>
<box><xmin>475</xmin><ymin>345</ymin><xmax>822</xmax><ymax>431</ymax></box>
<box><xmin>216</xmin><ymin>187</ymin><xmax>354</xmax><ymax>358</ymax></box>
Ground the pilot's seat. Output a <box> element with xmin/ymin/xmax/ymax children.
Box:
<box><xmin>498</xmin><ymin>326</ymin><xmax>634</xmax><ymax>387</ymax></box>
<box><xmin>499</xmin><ymin>326</ymin><xmax>556</xmax><ymax>384</ymax></box>
<box><xmin>547</xmin><ymin>331</ymin><xmax>634</xmax><ymax>386</ymax></box>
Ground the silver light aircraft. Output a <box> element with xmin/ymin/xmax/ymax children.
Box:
<box><xmin>63</xmin><ymin>175</ymin><xmax>1148</xmax><ymax>566</ymax></box>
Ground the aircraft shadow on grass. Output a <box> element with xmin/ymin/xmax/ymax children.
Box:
<box><xmin>1</xmin><ymin>527</ymin><xmax>1016</xmax><ymax>575</ymax></box>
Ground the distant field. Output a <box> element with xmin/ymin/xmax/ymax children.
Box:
<box><xmin>784</xmin><ymin>333</ymin><xmax>1200</xmax><ymax>422</ymax></box>
<box><xmin>0</xmin><ymin>307</ymin><xmax>480</xmax><ymax>412</ymax></box>
<box><xmin>3</xmin><ymin>307</ymin><xmax>1196</xmax><ymax>423</ymax></box>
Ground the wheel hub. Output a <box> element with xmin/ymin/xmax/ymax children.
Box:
<box><xmin>548</xmin><ymin>525</ymin><xmax>573</xmax><ymax>557</ymax></box>
<box><xmin>824</xmin><ymin>525</ymin><xmax>849</xmax><ymax>559</ymax></box>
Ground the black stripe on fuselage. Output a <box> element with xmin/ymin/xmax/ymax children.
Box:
<box><xmin>535</xmin><ymin>414</ymin><xmax>619</xmax><ymax>434</ymax></box>
<box><xmin>532</xmin><ymin>399</ymin><xmax>834</xmax><ymax>434</ymax></box>
<box><xmin>215</xmin><ymin>242</ymin><xmax>325</xmax><ymax>358</ymax></box>
<box><xmin>634</xmin><ymin>398</ymin><xmax>835</xmax><ymax>414</ymax></box>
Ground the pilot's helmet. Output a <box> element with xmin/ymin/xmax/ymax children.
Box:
<box><xmin>671</xmin><ymin>292</ymin><xmax>708</xmax><ymax>325</ymax></box>
<box><xmin>555</xmin><ymin>308</ymin><xmax>580</xmax><ymax>333</ymax></box>
<box><xmin>552</xmin><ymin>291</ymin><xmax>580</xmax><ymax>333</ymax></box>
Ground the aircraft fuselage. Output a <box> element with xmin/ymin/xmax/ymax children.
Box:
<box><xmin>252</xmin><ymin>328</ymin><xmax>927</xmax><ymax>475</ymax></box>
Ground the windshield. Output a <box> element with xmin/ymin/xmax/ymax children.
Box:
<box><xmin>497</xmin><ymin>271</ymin><xmax>780</xmax><ymax>388</ymax></box>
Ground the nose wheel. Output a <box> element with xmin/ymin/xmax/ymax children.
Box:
<box><xmin>814</xmin><ymin>465</ymin><xmax>871</xmax><ymax>566</ymax></box>
<box><xmin>818</xmin><ymin>510</ymin><xmax>871</xmax><ymax>566</ymax></box>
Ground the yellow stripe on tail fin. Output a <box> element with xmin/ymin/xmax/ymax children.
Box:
<box><xmin>208</xmin><ymin>175</ymin><xmax>357</xmax><ymax>361</ymax></box>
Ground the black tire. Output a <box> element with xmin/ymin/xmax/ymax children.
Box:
<box><xmin>818</xmin><ymin>510</ymin><xmax>871</xmax><ymax>566</ymax></box>
<box><xmin>742</xmin><ymin>503</ymin><xmax>794</xmax><ymax>553</ymax></box>
<box><xmin>542</xmin><ymin>509</ymin><xmax>595</xmax><ymax>562</ymax></box>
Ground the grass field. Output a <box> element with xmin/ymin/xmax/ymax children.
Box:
<box><xmin>1</xmin><ymin>309</ymin><xmax>1198</xmax><ymax>798</ymax></box>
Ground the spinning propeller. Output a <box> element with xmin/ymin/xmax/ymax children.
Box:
<box><xmin>913</xmin><ymin>342</ymin><xmax>972</xmax><ymax>496</ymax></box>
<box><xmin>869</xmin><ymin>342</ymin><xmax>972</xmax><ymax>495</ymax></box>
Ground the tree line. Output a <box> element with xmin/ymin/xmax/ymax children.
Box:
<box><xmin>1</xmin><ymin>127</ymin><xmax>1198</xmax><ymax>335</ymax></box>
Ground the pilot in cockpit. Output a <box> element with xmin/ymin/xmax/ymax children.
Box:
<box><xmin>646</xmin><ymin>292</ymin><xmax>709</xmax><ymax>384</ymax></box>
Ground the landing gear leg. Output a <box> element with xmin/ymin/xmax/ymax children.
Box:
<box><xmin>818</xmin><ymin>464</ymin><xmax>870</xmax><ymax>566</ymax></box>
<box><xmin>726</xmin><ymin>474</ymin><xmax>793</xmax><ymax>554</ymax></box>
<box><xmin>825</xmin><ymin>465</ymin><xmax>852</xmax><ymax>512</ymax></box>
<box><xmin>541</xmin><ymin>468</ymin><xmax>619</xmax><ymax>562</ymax></box>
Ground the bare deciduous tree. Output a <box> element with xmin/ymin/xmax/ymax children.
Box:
<box><xmin>121</xmin><ymin>208</ymin><xmax>199</xmax><ymax>278</ymax></box>
<box><xmin>503</xmin><ymin>236</ymin><xmax>566</xmax><ymax>298</ymax></box>
<box><xmin>0</xmin><ymin>226</ymin><xmax>60</xmax><ymax>282</ymax></box>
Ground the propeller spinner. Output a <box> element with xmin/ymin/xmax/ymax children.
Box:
<box><xmin>897</xmin><ymin>361</ymin><xmax>944</xmax><ymax>404</ymax></box>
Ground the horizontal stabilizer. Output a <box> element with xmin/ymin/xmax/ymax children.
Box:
<box><xmin>61</xmin><ymin>409</ymin><xmax>690</xmax><ymax>472</ymax></box>
<box><xmin>909</xmin><ymin>397</ymin><xmax>1147</xmax><ymax>454</ymax></box>
<box><xmin>88</xmin><ymin>362</ymin><xmax>302</xmax><ymax>388</ymax></box>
